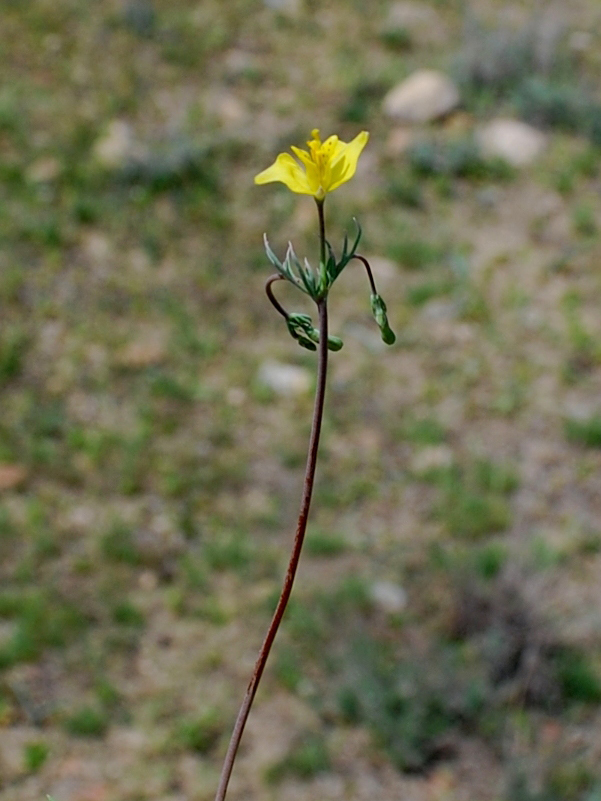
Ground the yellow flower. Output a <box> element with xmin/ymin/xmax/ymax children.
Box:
<box><xmin>254</xmin><ymin>129</ymin><xmax>369</xmax><ymax>200</ymax></box>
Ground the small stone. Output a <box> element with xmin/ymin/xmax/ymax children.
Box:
<box><xmin>64</xmin><ymin>505</ymin><xmax>96</xmax><ymax>532</ymax></box>
<box><xmin>138</xmin><ymin>570</ymin><xmax>159</xmax><ymax>592</ymax></box>
<box><xmin>226</xmin><ymin>387</ymin><xmax>246</xmax><ymax>406</ymax></box>
<box><xmin>257</xmin><ymin>361</ymin><xmax>311</xmax><ymax>396</ymax></box>
<box><xmin>476</xmin><ymin>187</ymin><xmax>503</xmax><ymax>209</ymax></box>
<box><xmin>206</xmin><ymin>90</ymin><xmax>248</xmax><ymax>128</ymax></box>
<box><xmin>382</xmin><ymin>1</ymin><xmax>447</xmax><ymax>46</ymax></box>
<box><xmin>476</xmin><ymin>118</ymin><xmax>547</xmax><ymax>167</ymax></box>
<box><xmin>93</xmin><ymin>120</ymin><xmax>135</xmax><ymax>169</ymax></box>
<box><xmin>128</xmin><ymin>247</ymin><xmax>151</xmax><ymax>273</ymax></box>
<box><xmin>410</xmin><ymin>445</ymin><xmax>454</xmax><ymax>476</ymax></box>
<box><xmin>370</xmin><ymin>581</ymin><xmax>408</xmax><ymax>614</ymax></box>
<box><xmin>83</xmin><ymin>232</ymin><xmax>113</xmax><ymax>265</ymax></box>
<box><xmin>27</xmin><ymin>156</ymin><xmax>62</xmax><ymax>183</ymax></box>
<box><xmin>0</xmin><ymin>465</ymin><xmax>27</xmax><ymax>491</ymax></box>
<box><xmin>383</xmin><ymin>70</ymin><xmax>460</xmax><ymax>124</ymax></box>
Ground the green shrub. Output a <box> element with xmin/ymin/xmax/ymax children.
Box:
<box><xmin>305</xmin><ymin>530</ymin><xmax>347</xmax><ymax>557</ymax></box>
<box><xmin>23</xmin><ymin>741</ymin><xmax>49</xmax><ymax>773</ymax></box>
<box><xmin>430</xmin><ymin>461</ymin><xmax>518</xmax><ymax>539</ymax></box>
<box><xmin>554</xmin><ymin>648</ymin><xmax>601</xmax><ymax>703</ymax></box>
<box><xmin>515</xmin><ymin>78</ymin><xmax>601</xmax><ymax>144</ymax></box>
<box><xmin>403</xmin><ymin>416</ymin><xmax>446</xmax><ymax>445</ymax></box>
<box><xmin>65</xmin><ymin>706</ymin><xmax>109</xmax><ymax>738</ymax></box>
<box><xmin>173</xmin><ymin>709</ymin><xmax>224</xmax><ymax>754</ymax></box>
<box><xmin>101</xmin><ymin>521</ymin><xmax>141</xmax><ymax>565</ymax></box>
<box><xmin>112</xmin><ymin>601</ymin><xmax>145</xmax><ymax>627</ymax></box>
<box><xmin>408</xmin><ymin>137</ymin><xmax>513</xmax><ymax>182</ymax></box>
<box><xmin>565</xmin><ymin>416</ymin><xmax>601</xmax><ymax>448</ymax></box>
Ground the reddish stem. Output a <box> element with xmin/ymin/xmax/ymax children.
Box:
<box><xmin>214</xmin><ymin>299</ymin><xmax>329</xmax><ymax>801</ymax></box>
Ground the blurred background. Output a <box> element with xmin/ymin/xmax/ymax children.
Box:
<box><xmin>2</xmin><ymin>0</ymin><xmax>601</xmax><ymax>799</ymax></box>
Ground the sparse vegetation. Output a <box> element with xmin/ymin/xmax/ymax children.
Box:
<box><xmin>23</xmin><ymin>741</ymin><xmax>49</xmax><ymax>773</ymax></box>
<box><xmin>265</xmin><ymin>734</ymin><xmax>330</xmax><ymax>783</ymax></box>
<box><xmin>1</xmin><ymin>2</ymin><xmax>601</xmax><ymax>800</ymax></box>
<box><xmin>64</xmin><ymin>706</ymin><xmax>109</xmax><ymax>738</ymax></box>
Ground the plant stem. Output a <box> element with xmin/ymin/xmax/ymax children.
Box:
<box><xmin>214</xmin><ymin>299</ymin><xmax>329</xmax><ymax>801</ymax></box>
<box><xmin>351</xmin><ymin>254</ymin><xmax>378</xmax><ymax>295</ymax></box>
<box><xmin>265</xmin><ymin>274</ymin><xmax>288</xmax><ymax>320</ymax></box>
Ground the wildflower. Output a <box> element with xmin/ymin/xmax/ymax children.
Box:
<box><xmin>254</xmin><ymin>128</ymin><xmax>369</xmax><ymax>200</ymax></box>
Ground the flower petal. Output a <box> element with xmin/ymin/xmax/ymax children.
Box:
<box><xmin>254</xmin><ymin>129</ymin><xmax>370</xmax><ymax>197</ymax></box>
<box><xmin>291</xmin><ymin>146</ymin><xmax>321</xmax><ymax>194</ymax></box>
<box><xmin>328</xmin><ymin>131</ymin><xmax>369</xmax><ymax>191</ymax></box>
<box><xmin>254</xmin><ymin>153</ymin><xmax>313</xmax><ymax>194</ymax></box>
<box><xmin>319</xmin><ymin>135</ymin><xmax>340</xmax><ymax>160</ymax></box>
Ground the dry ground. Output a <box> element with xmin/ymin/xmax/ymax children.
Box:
<box><xmin>2</xmin><ymin>1</ymin><xmax>601</xmax><ymax>800</ymax></box>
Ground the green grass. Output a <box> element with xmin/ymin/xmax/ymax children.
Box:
<box><xmin>554</xmin><ymin>648</ymin><xmax>601</xmax><ymax>704</ymax></box>
<box><xmin>0</xmin><ymin>590</ymin><xmax>89</xmax><ymax>669</ymax></box>
<box><xmin>423</xmin><ymin>460</ymin><xmax>518</xmax><ymax>540</ymax></box>
<box><xmin>572</xmin><ymin>203</ymin><xmax>598</xmax><ymax>237</ymax></box>
<box><xmin>3</xmin><ymin>1</ymin><xmax>601</xmax><ymax>795</ymax></box>
<box><xmin>515</xmin><ymin>78</ymin><xmax>601</xmax><ymax>145</ymax></box>
<box><xmin>336</xmin><ymin>638</ymin><xmax>475</xmax><ymax>772</ymax></box>
<box><xmin>408</xmin><ymin>137</ymin><xmax>514</xmax><ymax>182</ymax></box>
<box><xmin>101</xmin><ymin>520</ymin><xmax>142</xmax><ymax>565</ymax></box>
<box><xmin>64</xmin><ymin>706</ymin><xmax>109</xmax><ymax>738</ymax></box>
<box><xmin>305</xmin><ymin>529</ymin><xmax>348</xmax><ymax>557</ymax></box>
<box><xmin>112</xmin><ymin>600</ymin><xmax>145</xmax><ymax>627</ymax></box>
<box><xmin>274</xmin><ymin>646</ymin><xmax>304</xmax><ymax>692</ymax></box>
<box><xmin>385</xmin><ymin>171</ymin><xmax>424</xmax><ymax>209</ymax></box>
<box><xmin>340</xmin><ymin>80</ymin><xmax>390</xmax><ymax>124</ymax></box>
<box><xmin>23</xmin><ymin>741</ymin><xmax>49</xmax><ymax>773</ymax></box>
<box><xmin>473</xmin><ymin>542</ymin><xmax>509</xmax><ymax>580</ymax></box>
<box><xmin>386</xmin><ymin>238</ymin><xmax>445</xmax><ymax>270</ymax></box>
<box><xmin>403</xmin><ymin>416</ymin><xmax>446</xmax><ymax>445</ymax></box>
<box><xmin>0</xmin><ymin>327</ymin><xmax>28</xmax><ymax>386</ymax></box>
<box><xmin>565</xmin><ymin>416</ymin><xmax>601</xmax><ymax>448</ymax></box>
<box><xmin>203</xmin><ymin>530</ymin><xmax>252</xmax><ymax>573</ymax></box>
<box><xmin>172</xmin><ymin>709</ymin><xmax>224</xmax><ymax>754</ymax></box>
<box><xmin>406</xmin><ymin>280</ymin><xmax>453</xmax><ymax>307</ymax></box>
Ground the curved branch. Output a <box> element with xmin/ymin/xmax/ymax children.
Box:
<box><xmin>350</xmin><ymin>254</ymin><xmax>378</xmax><ymax>296</ymax></box>
<box><xmin>265</xmin><ymin>274</ymin><xmax>289</xmax><ymax>320</ymax></box>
